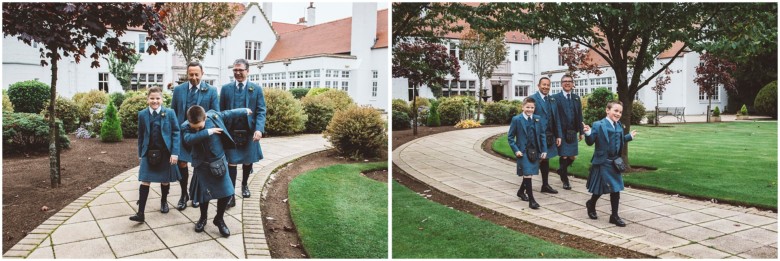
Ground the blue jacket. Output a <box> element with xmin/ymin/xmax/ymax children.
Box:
<box><xmin>137</xmin><ymin>107</ymin><xmax>180</xmax><ymax>158</ymax></box>
<box><xmin>530</xmin><ymin>92</ymin><xmax>563</xmax><ymax>139</ymax></box>
<box><xmin>171</xmin><ymin>81</ymin><xmax>220</xmax><ymax>126</ymax></box>
<box><xmin>552</xmin><ymin>91</ymin><xmax>584</xmax><ymax>135</ymax></box>
<box><xmin>507</xmin><ymin>114</ymin><xmax>547</xmax><ymax>156</ymax></box>
<box><xmin>181</xmin><ymin>109</ymin><xmax>246</xmax><ymax>168</ymax></box>
<box><xmin>585</xmin><ymin>118</ymin><xmax>633</xmax><ymax>165</ymax></box>
<box><xmin>219</xmin><ymin>81</ymin><xmax>267</xmax><ymax>134</ymax></box>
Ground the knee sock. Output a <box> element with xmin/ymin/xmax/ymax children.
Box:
<box><xmin>242</xmin><ymin>164</ymin><xmax>252</xmax><ymax>187</ymax></box>
<box><xmin>137</xmin><ymin>185</ymin><xmax>150</xmax><ymax>214</ymax></box>
<box><xmin>160</xmin><ymin>184</ymin><xmax>169</xmax><ymax>203</ymax></box>
<box><xmin>199</xmin><ymin>200</ymin><xmax>209</xmax><ymax>221</ymax></box>
<box><xmin>228</xmin><ymin>166</ymin><xmax>238</xmax><ymax>188</ymax></box>
<box><xmin>540</xmin><ymin>160</ymin><xmax>550</xmax><ymax>186</ymax></box>
<box><xmin>610</xmin><ymin>192</ymin><xmax>620</xmax><ymax>216</ymax></box>
<box><xmin>216</xmin><ymin>197</ymin><xmax>229</xmax><ymax>221</ymax></box>
<box><xmin>559</xmin><ymin>157</ymin><xmax>569</xmax><ymax>176</ymax></box>
<box><xmin>179</xmin><ymin>166</ymin><xmax>189</xmax><ymax>198</ymax></box>
<box><xmin>568</xmin><ymin>158</ymin><xmax>575</xmax><ymax>173</ymax></box>
<box><xmin>590</xmin><ymin>194</ymin><xmax>601</xmax><ymax>204</ymax></box>
<box><xmin>524</xmin><ymin>178</ymin><xmax>534</xmax><ymax>200</ymax></box>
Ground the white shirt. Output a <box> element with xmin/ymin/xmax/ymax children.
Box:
<box><xmin>188</xmin><ymin>81</ymin><xmax>202</xmax><ymax>91</ymax></box>
<box><xmin>148</xmin><ymin>107</ymin><xmax>161</xmax><ymax>116</ymax></box>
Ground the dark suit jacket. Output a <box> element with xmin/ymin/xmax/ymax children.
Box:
<box><xmin>507</xmin><ymin>114</ymin><xmax>548</xmax><ymax>155</ymax></box>
<box><xmin>171</xmin><ymin>81</ymin><xmax>220</xmax><ymax>126</ymax></box>
<box><xmin>530</xmin><ymin>92</ymin><xmax>562</xmax><ymax>138</ymax></box>
<box><xmin>585</xmin><ymin>118</ymin><xmax>633</xmax><ymax>165</ymax></box>
<box><xmin>137</xmin><ymin>107</ymin><xmax>180</xmax><ymax>158</ymax></box>
<box><xmin>552</xmin><ymin>91</ymin><xmax>584</xmax><ymax>135</ymax></box>
<box><xmin>181</xmin><ymin>109</ymin><xmax>247</xmax><ymax>168</ymax></box>
<box><xmin>219</xmin><ymin>81</ymin><xmax>267</xmax><ymax>134</ymax></box>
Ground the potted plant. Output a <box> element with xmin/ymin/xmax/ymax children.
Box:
<box><xmin>712</xmin><ymin>106</ymin><xmax>721</xmax><ymax>122</ymax></box>
<box><xmin>737</xmin><ymin>104</ymin><xmax>749</xmax><ymax>120</ymax></box>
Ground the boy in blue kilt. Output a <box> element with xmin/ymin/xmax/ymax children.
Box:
<box><xmin>508</xmin><ymin>97</ymin><xmax>547</xmax><ymax>209</ymax></box>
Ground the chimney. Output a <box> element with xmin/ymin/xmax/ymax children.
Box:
<box><xmin>350</xmin><ymin>3</ymin><xmax>377</xmax><ymax>56</ymax></box>
<box><xmin>297</xmin><ymin>17</ymin><xmax>306</xmax><ymax>25</ymax></box>
<box><xmin>262</xmin><ymin>2</ymin><xmax>272</xmax><ymax>23</ymax></box>
<box><xmin>306</xmin><ymin>2</ymin><xmax>315</xmax><ymax>27</ymax></box>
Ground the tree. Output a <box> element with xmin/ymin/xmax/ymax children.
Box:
<box><xmin>100</xmin><ymin>98</ymin><xmax>123</xmax><ymax>142</ymax></box>
<box><xmin>161</xmin><ymin>3</ymin><xmax>240</xmax><ymax>64</ymax></box>
<box><xmin>488</xmin><ymin>2</ymin><xmax>773</xmax><ymax>166</ymax></box>
<box><xmin>391</xmin><ymin>2</ymin><xmax>468</xmax><ymax>44</ymax></box>
<box><xmin>3</xmin><ymin>3</ymin><xmax>167</xmax><ymax>188</ymax></box>
<box><xmin>651</xmin><ymin>69</ymin><xmax>673</xmax><ymax>126</ymax></box>
<box><xmin>694</xmin><ymin>53</ymin><xmax>737</xmax><ymax>123</ymax></box>
<box><xmin>106</xmin><ymin>52</ymin><xmax>141</xmax><ymax>91</ymax></box>
<box><xmin>392</xmin><ymin>40</ymin><xmax>460</xmax><ymax>135</ymax></box>
<box><xmin>459</xmin><ymin>29</ymin><xmax>507</xmax><ymax>121</ymax></box>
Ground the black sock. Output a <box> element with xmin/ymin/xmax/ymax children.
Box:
<box><xmin>137</xmin><ymin>185</ymin><xmax>150</xmax><ymax>214</ymax></box>
<box><xmin>568</xmin><ymin>158</ymin><xmax>575</xmax><ymax>173</ymax></box>
<box><xmin>590</xmin><ymin>194</ymin><xmax>601</xmax><ymax>204</ymax></box>
<box><xmin>242</xmin><ymin>164</ymin><xmax>252</xmax><ymax>187</ymax></box>
<box><xmin>524</xmin><ymin>179</ymin><xmax>534</xmax><ymax>200</ymax></box>
<box><xmin>540</xmin><ymin>160</ymin><xmax>550</xmax><ymax>186</ymax></box>
<box><xmin>216</xmin><ymin>197</ymin><xmax>229</xmax><ymax>221</ymax></box>
<box><xmin>228</xmin><ymin>166</ymin><xmax>238</xmax><ymax>188</ymax></box>
<box><xmin>161</xmin><ymin>184</ymin><xmax>169</xmax><ymax>203</ymax></box>
<box><xmin>559</xmin><ymin>157</ymin><xmax>568</xmax><ymax>175</ymax></box>
<box><xmin>610</xmin><ymin>192</ymin><xmax>620</xmax><ymax>216</ymax></box>
<box><xmin>179</xmin><ymin>166</ymin><xmax>189</xmax><ymax>198</ymax></box>
<box><xmin>199</xmin><ymin>200</ymin><xmax>209</xmax><ymax>221</ymax></box>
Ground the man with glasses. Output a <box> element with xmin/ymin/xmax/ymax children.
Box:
<box><xmin>171</xmin><ymin>61</ymin><xmax>220</xmax><ymax>210</ymax></box>
<box><xmin>551</xmin><ymin>74</ymin><xmax>584</xmax><ymax>190</ymax></box>
<box><xmin>220</xmin><ymin>59</ymin><xmax>267</xmax><ymax>208</ymax></box>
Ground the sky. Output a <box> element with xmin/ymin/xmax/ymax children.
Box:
<box><xmin>266</xmin><ymin>2</ymin><xmax>389</xmax><ymax>25</ymax></box>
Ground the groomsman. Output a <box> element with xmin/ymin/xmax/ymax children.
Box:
<box><xmin>171</xmin><ymin>61</ymin><xmax>220</xmax><ymax>210</ymax></box>
<box><xmin>528</xmin><ymin>77</ymin><xmax>562</xmax><ymax>194</ymax></box>
<box><xmin>220</xmin><ymin>59</ymin><xmax>267</xmax><ymax>208</ymax></box>
<box><xmin>551</xmin><ymin>74</ymin><xmax>584</xmax><ymax>190</ymax></box>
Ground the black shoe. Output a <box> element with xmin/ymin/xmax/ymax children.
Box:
<box><xmin>177</xmin><ymin>194</ymin><xmax>188</xmax><ymax>211</ymax></box>
<box><xmin>213</xmin><ymin>219</ymin><xmax>230</xmax><ymax>237</ymax></box>
<box><xmin>516</xmin><ymin>187</ymin><xmax>528</xmax><ymax>201</ymax></box>
<box><xmin>609</xmin><ymin>215</ymin><xmax>626</xmax><ymax>227</ymax></box>
<box><xmin>541</xmin><ymin>184</ymin><xmax>559</xmax><ymax>194</ymax></box>
<box><xmin>129</xmin><ymin>213</ymin><xmax>145</xmax><ymax>223</ymax></box>
<box><xmin>242</xmin><ymin>185</ymin><xmax>251</xmax><ymax>198</ymax></box>
<box><xmin>227</xmin><ymin>196</ymin><xmax>236</xmax><ymax>208</ymax></box>
<box><xmin>192</xmin><ymin>199</ymin><xmax>200</xmax><ymax>208</ymax></box>
<box><xmin>586</xmin><ymin>200</ymin><xmax>598</xmax><ymax>219</ymax></box>
<box><xmin>529</xmin><ymin>199</ymin><xmax>540</xmax><ymax>209</ymax></box>
<box><xmin>194</xmin><ymin>218</ymin><xmax>207</xmax><ymax>232</ymax></box>
<box><xmin>161</xmin><ymin>200</ymin><xmax>169</xmax><ymax>213</ymax></box>
<box><xmin>561</xmin><ymin>175</ymin><xmax>572</xmax><ymax>190</ymax></box>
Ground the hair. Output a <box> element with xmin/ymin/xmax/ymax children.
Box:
<box><xmin>186</xmin><ymin>105</ymin><xmax>206</xmax><ymax>124</ymax></box>
<box><xmin>561</xmin><ymin>74</ymin><xmax>573</xmax><ymax>82</ymax></box>
<box><xmin>523</xmin><ymin>97</ymin><xmax>536</xmax><ymax>105</ymax></box>
<box><xmin>233</xmin><ymin>59</ymin><xmax>250</xmax><ymax>70</ymax></box>
<box><xmin>606</xmin><ymin>100</ymin><xmax>623</xmax><ymax>110</ymax></box>
<box><xmin>538</xmin><ymin>77</ymin><xmax>550</xmax><ymax>85</ymax></box>
<box><xmin>147</xmin><ymin>86</ymin><xmax>162</xmax><ymax>97</ymax></box>
<box><xmin>187</xmin><ymin>61</ymin><xmax>203</xmax><ymax>72</ymax></box>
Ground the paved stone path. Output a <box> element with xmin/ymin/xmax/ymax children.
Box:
<box><xmin>394</xmin><ymin>126</ymin><xmax>777</xmax><ymax>259</ymax></box>
<box><xmin>4</xmin><ymin>134</ymin><xmax>329</xmax><ymax>259</ymax></box>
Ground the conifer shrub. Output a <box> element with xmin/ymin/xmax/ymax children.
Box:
<box><xmin>324</xmin><ymin>106</ymin><xmax>387</xmax><ymax>159</ymax></box>
<box><xmin>264</xmin><ymin>88</ymin><xmax>307</xmax><ymax>135</ymax></box>
<box><xmin>392</xmin><ymin>110</ymin><xmax>411</xmax><ymax>130</ymax></box>
<box><xmin>631</xmin><ymin>101</ymin><xmax>647</xmax><ymax>125</ymax></box>
<box><xmin>100</xmin><ymin>98</ymin><xmax>123</xmax><ymax>142</ymax></box>
<box><xmin>301</xmin><ymin>94</ymin><xmax>336</xmax><ymax>133</ymax></box>
<box><xmin>427</xmin><ymin>100</ymin><xmax>441</xmax><ymax>127</ymax></box>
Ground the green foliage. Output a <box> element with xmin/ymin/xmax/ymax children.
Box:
<box><xmin>301</xmin><ymin>94</ymin><xmax>336</xmax><ymax>133</ymax></box>
<box><xmin>265</xmin><ymin>88</ymin><xmax>307</xmax><ymax>135</ymax></box>
<box><xmin>739</xmin><ymin>104</ymin><xmax>749</xmax><ymax>116</ymax></box>
<box><xmin>100</xmin><ymin>98</ymin><xmax>123</xmax><ymax>142</ymax></box>
<box><xmin>483</xmin><ymin>102</ymin><xmax>512</xmax><ymax>125</ymax></box>
<box><xmin>2</xmin><ymin>90</ymin><xmax>14</xmax><ymax>113</ymax></box>
<box><xmin>109</xmin><ymin>92</ymin><xmax>126</xmax><ymax>108</ymax></box>
<box><xmin>161</xmin><ymin>3</ymin><xmax>240</xmax><ymax>64</ymax></box>
<box><xmin>325</xmin><ymin>106</ymin><xmax>387</xmax><ymax>159</ymax></box>
<box><xmin>713</xmin><ymin>106</ymin><xmax>721</xmax><ymax>117</ymax></box>
<box><xmin>500</xmin><ymin>99</ymin><xmax>523</xmax><ymax>116</ymax></box>
<box><xmin>87</xmin><ymin>103</ymin><xmax>108</xmax><ymax>136</ymax></box>
<box><xmin>319</xmin><ymin>89</ymin><xmax>355</xmax><ymax>111</ymax></box>
<box><xmin>754</xmin><ymin>81</ymin><xmax>777</xmax><ymax>118</ymax></box>
<box><xmin>74</xmin><ymin>90</ymin><xmax>110</xmax><ymax>123</ymax></box>
<box><xmin>3</xmin><ymin>112</ymin><xmax>70</xmax><ymax>155</ymax></box>
<box><xmin>411</xmin><ymin>96</ymin><xmax>431</xmax><ymax>125</ymax></box>
<box><xmin>7</xmin><ymin>80</ymin><xmax>50</xmax><ymax>113</ymax></box>
<box><xmin>392</xmin><ymin>99</ymin><xmax>411</xmax><ymax>117</ymax></box>
<box><xmin>117</xmin><ymin>95</ymin><xmax>148</xmax><ymax>138</ymax></box>
<box><xmin>41</xmin><ymin>96</ymin><xmax>81</xmax><ymax>133</ymax></box>
<box><xmin>427</xmin><ymin>100</ymin><xmax>441</xmax><ymax>127</ymax></box>
<box><xmin>438</xmin><ymin>96</ymin><xmax>470</xmax><ymax>126</ymax></box>
<box><xmin>106</xmin><ymin>52</ymin><xmax>141</xmax><ymax>90</ymax></box>
<box><xmin>289</xmin><ymin>88</ymin><xmax>310</xmax><ymax>99</ymax></box>
<box><xmin>631</xmin><ymin>100</ymin><xmax>646</xmax><ymax>125</ymax></box>
<box><xmin>392</xmin><ymin>110</ymin><xmax>411</xmax><ymax>130</ymax></box>
<box><xmin>646</xmin><ymin>112</ymin><xmax>656</xmax><ymax>125</ymax></box>
<box><xmin>582</xmin><ymin>88</ymin><xmax>615</xmax><ymax>125</ymax></box>
<box><xmin>306</xmin><ymin>87</ymin><xmax>331</xmax><ymax>97</ymax></box>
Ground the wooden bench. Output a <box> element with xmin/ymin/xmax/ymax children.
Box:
<box><xmin>646</xmin><ymin>107</ymin><xmax>686</xmax><ymax>122</ymax></box>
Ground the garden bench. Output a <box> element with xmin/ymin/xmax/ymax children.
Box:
<box><xmin>647</xmin><ymin>107</ymin><xmax>686</xmax><ymax>122</ymax></box>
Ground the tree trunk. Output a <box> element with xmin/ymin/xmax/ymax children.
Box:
<box><xmin>49</xmin><ymin>55</ymin><xmax>61</xmax><ymax>188</ymax></box>
<box><xmin>476</xmin><ymin>77</ymin><xmax>483</xmax><ymax>121</ymax></box>
<box><xmin>707</xmin><ymin>95</ymin><xmax>712</xmax><ymax>123</ymax></box>
<box><xmin>412</xmin><ymin>86</ymin><xmax>417</xmax><ymax>136</ymax></box>
<box><xmin>655</xmin><ymin>92</ymin><xmax>659</xmax><ymax>127</ymax></box>
<box><xmin>620</xmin><ymin>93</ymin><xmax>633</xmax><ymax>168</ymax></box>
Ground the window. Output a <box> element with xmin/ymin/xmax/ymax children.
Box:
<box><xmin>304</xmin><ymin>70</ymin><xmax>311</xmax><ymax>78</ymax></box>
<box><xmin>305</xmin><ymin>81</ymin><xmax>312</xmax><ymax>88</ymax></box>
<box><xmin>558</xmin><ymin>47</ymin><xmax>564</xmax><ymax>66</ymax></box>
<box><xmin>514</xmin><ymin>85</ymin><xmax>529</xmax><ymax>97</ymax></box>
<box><xmin>249</xmin><ymin>74</ymin><xmax>259</xmax><ymax>82</ymax></box>
<box><xmin>245</xmin><ymin>41</ymin><xmax>261</xmax><ymax>60</ymax></box>
<box><xmin>341</xmin><ymin>81</ymin><xmax>349</xmax><ymax>92</ymax></box>
<box><xmin>449</xmin><ymin>42</ymin><xmax>457</xmax><ymax>59</ymax></box>
<box><xmin>372</xmin><ymin>81</ymin><xmax>378</xmax><ymax>97</ymax></box>
<box><xmin>326</xmin><ymin>70</ymin><xmax>332</xmax><ymax>77</ymax></box>
<box><xmin>372</xmin><ymin>70</ymin><xmax>378</xmax><ymax>79</ymax></box>
<box><xmin>325</xmin><ymin>81</ymin><xmax>332</xmax><ymax>88</ymax></box>
<box><xmin>699</xmin><ymin>88</ymin><xmax>719</xmax><ymax>101</ymax></box>
<box><xmin>469</xmin><ymin>80</ymin><xmax>476</xmax><ymax>89</ymax></box>
<box><xmin>210</xmin><ymin>44</ymin><xmax>214</xmax><ymax>56</ymax></box>
<box><xmin>138</xmin><ymin>34</ymin><xmax>148</xmax><ymax>53</ymax></box>
<box><xmin>313</xmin><ymin>69</ymin><xmax>320</xmax><ymax>78</ymax></box>
<box><xmin>524</xmin><ymin>51</ymin><xmax>529</xmax><ymax>62</ymax></box>
<box><xmin>341</xmin><ymin>71</ymin><xmax>350</xmax><ymax>78</ymax></box>
<box><xmin>98</xmin><ymin>73</ymin><xmax>109</xmax><ymax>93</ymax></box>
<box><xmin>313</xmin><ymin>80</ymin><xmax>319</xmax><ymax>87</ymax></box>
<box><xmin>515</xmin><ymin>50</ymin><xmax>519</xmax><ymax>61</ymax></box>
<box><xmin>129</xmin><ymin>73</ymin><xmax>164</xmax><ymax>91</ymax></box>
<box><xmin>252</xmin><ymin>16</ymin><xmax>256</xmax><ymax>24</ymax></box>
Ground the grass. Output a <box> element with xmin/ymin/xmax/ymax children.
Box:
<box><xmin>392</xmin><ymin>181</ymin><xmax>602</xmax><ymax>258</ymax></box>
<box><xmin>288</xmin><ymin>162</ymin><xmax>388</xmax><ymax>258</ymax></box>
<box><xmin>493</xmin><ymin>121</ymin><xmax>778</xmax><ymax>209</ymax></box>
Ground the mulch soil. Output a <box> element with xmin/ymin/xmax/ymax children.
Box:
<box><xmin>2</xmin><ymin>134</ymin><xmax>138</xmax><ymax>253</ymax></box>
<box><xmin>260</xmin><ymin>150</ymin><xmax>387</xmax><ymax>258</ymax></box>
<box><xmin>392</xmin><ymin>126</ymin><xmax>653</xmax><ymax>258</ymax></box>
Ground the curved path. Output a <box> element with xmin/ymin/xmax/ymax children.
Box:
<box><xmin>394</xmin><ymin>126</ymin><xmax>777</xmax><ymax>259</ymax></box>
<box><xmin>4</xmin><ymin>134</ymin><xmax>329</xmax><ymax>259</ymax></box>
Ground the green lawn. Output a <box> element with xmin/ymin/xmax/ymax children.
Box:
<box><xmin>392</xmin><ymin>181</ymin><xmax>601</xmax><ymax>258</ymax></box>
<box><xmin>288</xmin><ymin>162</ymin><xmax>388</xmax><ymax>258</ymax></box>
<box><xmin>493</xmin><ymin>122</ymin><xmax>778</xmax><ymax>209</ymax></box>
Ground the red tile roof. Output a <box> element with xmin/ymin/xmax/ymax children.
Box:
<box><xmin>264</xmin><ymin>9</ymin><xmax>388</xmax><ymax>62</ymax></box>
<box><xmin>272</xmin><ymin>22</ymin><xmax>306</xmax><ymax>34</ymax></box>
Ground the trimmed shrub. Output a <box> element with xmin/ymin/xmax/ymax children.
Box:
<box><xmin>438</xmin><ymin>97</ymin><xmax>469</xmax><ymax>126</ymax></box>
<box><xmin>305</xmin><ymin>87</ymin><xmax>331</xmax><ymax>97</ymax></box>
<box><xmin>324</xmin><ymin>106</ymin><xmax>387</xmax><ymax>159</ymax></box>
<box><xmin>647</xmin><ymin>112</ymin><xmax>656</xmax><ymax>125</ymax></box>
<box><xmin>483</xmin><ymin>102</ymin><xmax>512</xmax><ymax>125</ymax></box>
<box><xmin>392</xmin><ymin>110</ymin><xmax>411</xmax><ymax>130</ymax></box>
<box><xmin>109</xmin><ymin>92</ymin><xmax>126</xmax><ymax>108</ymax></box>
<box><xmin>290</xmin><ymin>88</ymin><xmax>310</xmax><ymax>99</ymax></box>
<box><xmin>501</xmin><ymin>99</ymin><xmax>523</xmax><ymax>116</ymax></box>
<box><xmin>631</xmin><ymin>101</ymin><xmax>646</xmax><ymax>125</ymax></box>
<box><xmin>74</xmin><ymin>90</ymin><xmax>109</xmax><ymax>123</ymax></box>
<box><xmin>455</xmin><ymin>119</ymin><xmax>481</xmax><ymax>129</ymax></box>
<box><xmin>392</xmin><ymin>99</ymin><xmax>411</xmax><ymax>117</ymax></box>
<box><xmin>118</xmin><ymin>95</ymin><xmax>148</xmax><ymax>138</ymax></box>
<box><xmin>3</xmin><ymin>112</ymin><xmax>70</xmax><ymax>155</ymax></box>
<box><xmin>163</xmin><ymin>91</ymin><xmax>172</xmax><ymax>107</ymax></box>
<box><xmin>738</xmin><ymin>104</ymin><xmax>749</xmax><ymax>116</ymax></box>
<box><xmin>3</xmin><ymin>90</ymin><xmax>14</xmax><ymax>113</ymax></box>
<box><xmin>754</xmin><ymin>81</ymin><xmax>777</xmax><ymax>119</ymax></box>
<box><xmin>265</xmin><ymin>88</ymin><xmax>307</xmax><ymax>135</ymax></box>
<box><xmin>319</xmin><ymin>89</ymin><xmax>354</xmax><ymax>111</ymax></box>
<box><xmin>427</xmin><ymin>100</ymin><xmax>441</xmax><ymax>127</ymax></box>
<box><xmin>7</xmin><ymin>80</ymin><xmax>50</xmax><ymax>113</ymax></box>
<box><xmin>41</xmin><ymin>96</ymin><xmax>81</xmax><ymax>133</ymax></box>
<box><xmin>87</xmin><ymin>103</ymin><xmax>108</xmax><ymax>136</ymax></box>
<box><xmin>583</xmin><ymin>88</ymin><xmax>615</xmax><ymax>125</ymax></box>
<box><xmin>301</xmin><ymin>94</ymin><xmax>336</xmax><ymax>133</ymax></box>
<box><xmin>100</xmin><ymin>99</ymin><xmax>123</xmax><ymax>142</ymax></box>
<box><xmin>713</xmin><ymin>106</ymin><xmax>721</xmax><ymax>117</ymax></box>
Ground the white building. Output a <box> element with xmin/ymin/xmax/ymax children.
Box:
<box><xmin>393</xmin><ymin>27</ymin><xmax>726</xmax><ymax>115</ymax></box>
<box><xmin>2</xmin><ymin>3</ymin><xmax>389</xmax><ymax>110</ymax></box>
